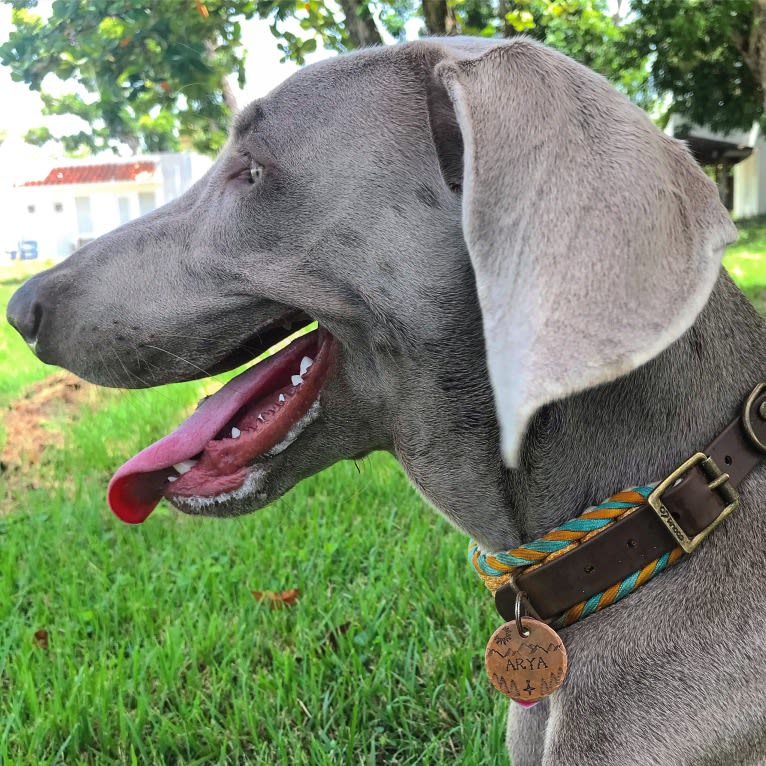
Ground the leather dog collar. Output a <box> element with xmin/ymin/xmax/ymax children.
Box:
<box><xmin>472</xmin><ymin>381</ymin><xmax>766</xmax><ymax>627</ymax></box>
<box><xmin>471</xmin><ymin>382</ymin><xmax>766</xmax><ymax>704</ymax></box>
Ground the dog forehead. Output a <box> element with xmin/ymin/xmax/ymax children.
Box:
<box><xmin>233</xmin><ymin>39</ymin><xmax>499</xmax><ymax>144</ymax></box>
<box><xmin>233</xmin><ymin>51</ymin><xmax>395</xmax><ymax>139</ymax></box>
<box><xmin>228</xmin><ymin>38</ymin><xmax>503</xmax><ymax>163</ymax></box>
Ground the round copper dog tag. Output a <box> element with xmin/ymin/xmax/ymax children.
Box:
<box><xmin>485</xmin><ymin>618</ymin><xmax>568</xmax><ymax>702</ymax></box>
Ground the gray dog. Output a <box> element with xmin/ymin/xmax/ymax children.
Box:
<box><xmin>8</xmin><ymin>36</ymin><xmax>766</xmax><ymax>765</ymax></box>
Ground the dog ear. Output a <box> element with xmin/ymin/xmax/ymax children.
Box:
<box><xmin>431</xmin><ymin>39</ymin><xmax>736</xmax><ymax>468</ymax></box>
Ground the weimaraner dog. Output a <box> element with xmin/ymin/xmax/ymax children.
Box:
<box><xmin>7</xmin><ymin>36</ymin><xmax>766</xmax><ymax>765</ymax></box>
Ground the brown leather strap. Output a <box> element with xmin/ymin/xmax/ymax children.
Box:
<box><xmin>496</xmin><ymin>385</ymin><xmax>766</xmax><ymax>623</ymax></box>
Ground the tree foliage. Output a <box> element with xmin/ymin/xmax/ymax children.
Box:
<box><xmin>629</xmin><ymin>0</ymin><xmax>763</xmax><ymax>134</ymax></box>
<box><xmin>1</xmin><ymin>0</ymin><xmax>647</xmax><ymax>156</ymax></box>
<box><xmin>259</xmin><ymin>0</ymin><xmax>645</xmax><ymax>92</ymax></box>
<box><xmin>1</xmin><ymin>0</ymin><xmax>252</xmax><ymax>154</ymax></box>
<box><xmin>500</xmin><ymin>1</ymin><xmax>651</xmax><ymax>106</ymax></box>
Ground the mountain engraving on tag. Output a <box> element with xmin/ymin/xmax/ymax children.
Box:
<box><xmin>485</xmin><ymin>617</ymin><xmax>568</xmax><ymax>702</ymax></box>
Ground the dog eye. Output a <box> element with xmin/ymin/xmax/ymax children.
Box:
<box><xmin>249</xmin><ymin>162</ymin><xmax>264</xmax><ymax>184</ymax></box>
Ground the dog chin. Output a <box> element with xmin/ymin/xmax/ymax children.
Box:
<box><xmin>170</xmin><ymin>466</ymin><xmax>273</xmax><ymax>517</ymax></box>
<box><xmin>169</xmin><ymin>402</ymin><xmax>323</xmax><ymax>518</ymax></box>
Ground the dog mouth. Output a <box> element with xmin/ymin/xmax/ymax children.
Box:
<box><xmin>107</xmin><ymin>315</ymin><xmax>336</xmax><ymax>524</ymax></box>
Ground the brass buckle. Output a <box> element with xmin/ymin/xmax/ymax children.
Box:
<box><xmin>647</xmin><ymin>452</ymin><xmax>739</xmax><ymax>554</ymax></box>
<box><xmin>742</xmin><ymin>382</ymin><xmax>766</xmax><ymax>453</ymax></box>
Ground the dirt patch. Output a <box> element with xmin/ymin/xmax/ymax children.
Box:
<box><xmin>1</xmin><ymin>371</ymin><xmax>101</xmax><ymax>498</ymax></box>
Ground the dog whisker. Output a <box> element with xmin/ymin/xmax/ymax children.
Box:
<box><xmin>143</xmin><ymin>344</ymin><xmax>220</xmax><ymax>381</ymax></box>
<box><xmin>103</xmin><ymin>346</ymin><xmax>187</xmax><ymax>411</ymax></box>
<box><xmin>111</xmin><ymin>349</ymin><xmax>152</xmax><ymax>390</ymax></box>
<box><xmin>132</xmin><ymin>347</ymin><xmax>163</xmax><ymax>375</ymax></box>
<box><xmin>95</xmin><ymin>347</ymin><xmax>124</xmax><ymax>391</ymax></box>
<box><xmin>157</xmin><ymin>332</ymin><xmax>236</xmax><ymax>343</ymax></box>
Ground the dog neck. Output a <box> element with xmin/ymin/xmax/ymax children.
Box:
<box><xmin>514</xmin><ymin>269</ymin><xmax>766</xmax><ymax>548</ymax></box>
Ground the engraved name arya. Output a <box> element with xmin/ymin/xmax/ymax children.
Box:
<box><xmin>505</xmin><ymin>655</ymin><xmax>549</xmax><ymax>671</ymax></box>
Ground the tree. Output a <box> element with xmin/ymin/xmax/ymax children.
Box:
<box><xmin>1</xmin><ymin>0</ymin><xmax>253</xmax><ymax>155</ymax></box>
<box><xmin>628</xmin><ymin>0</ymin><xmax>763</xmax><ymax>133</ymax></box>
<box><xmin>498</xmin><ymin>1</ymin><xmax>651</xmax><ymax>106</ymax></box>
<box><xmin>254</xmin><ymin>0</ymin><xmax>382</xmax><ymax>63</ymax></box>
<box><xmin>264</xmin><ymin>0</ymin><xmax>644</xmax><ymax>90</ymax></box>
<box><xmin>1</xmin><ymin>0</ymin><xmax>640</xmax><ymax>156</ymax></box>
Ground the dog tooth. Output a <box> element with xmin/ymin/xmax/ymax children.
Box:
<box><xmin>291</xmin><ymin>374</ymin><xmax>303</xmax><ymax>386</ymax></box>
<box><xmin>167</xmin><ymin>476</ymin><xmax>177</xmax><ymax>483</ymax></box>
<box><xmin>173</xmin><ymin>460</ymin><xmax>198</xmax><ymax>475</ymax></box>
<box><xmin>278</xmin><ymin>394</ymin><xmax>285</xmax><ymax>402</ymax></box>
<box><xmin>299</xmin><ymin>356</ymin><xmax>313</xmax><ymax>375</ymax></box>
<box><xmin>231</xmin><ymin>427</ymin><xmax>241</xmax><ymax>439</ymax></box>
<box><xmin>257</xmin><ymin>414</ymin><xmax>264</xmax><ymax>421</ymax></box>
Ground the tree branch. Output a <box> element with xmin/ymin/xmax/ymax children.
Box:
<box><xmin>205</xmin><ymin>39</ymin><xmax>239</xmax><ymax>112</ymax></box>
<box><xmin>336</xmin><ymin>0</ymin><xmax>382</xmax><ymax>48</ymax></box>
<box><xmin>422</xmin><ymin>0</ymin><xmax>456</xmax><ymax>35</ymax></box>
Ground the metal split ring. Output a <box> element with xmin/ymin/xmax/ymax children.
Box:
<box><xmin>515</xmin><ymin>589</ymin><xmax>531</xmax><ymax>638</ymax></box>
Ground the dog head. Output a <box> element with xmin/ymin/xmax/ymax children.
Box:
<box><xmin>6</xmin><ymin>38</ymin><xmax>734</xmax><ymax>543</ymax></box>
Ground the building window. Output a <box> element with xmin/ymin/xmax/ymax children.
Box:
<box><xmin>54</xmin><ymin>202</ymin><xmax>63</xmax><ymax>213</ymax></box>
<box><xmin>118</xmin><ymin>197</ymin><xmax>131</xmax><ymax>224</ymax></box>
<box><xmin>138</xmin><ymin>191</ymin><xmax>156</xmax><ymax>216</ymax></box>
<box><xmin>27</xmin><ymin>205</ymin><xmax>35</xmax><ymax>214</ymax></box>
<box><xmin>75</xmin><ymin>196</ymin><xmax>93</xmax><ymax>235</ymax></box>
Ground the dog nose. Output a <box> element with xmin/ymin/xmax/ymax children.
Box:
<box><xmin>6</xmin><ymin>277</ymin><xmax>44</xmax><ymax>352</ymax></box>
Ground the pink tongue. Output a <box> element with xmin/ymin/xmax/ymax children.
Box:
<box><xmin>107</xmin><ymin>333</ymin><xmax>318</xmax><ymax>524</ymax></box>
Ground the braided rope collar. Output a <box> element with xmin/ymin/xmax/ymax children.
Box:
<box><xmin>469</xmin><ymin>485</ymin><xmax>684</xmax><ymax>629</ymax></box>
<box><xmin>471</xmin><ymin>385</ymin><xmax>766</xmax><ymax>705</ymax></box>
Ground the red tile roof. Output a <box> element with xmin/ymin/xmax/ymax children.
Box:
<box><xmin>21</xmin><ymin>161</ymin><xmax>156</xmax><ymax>187</ymax></box>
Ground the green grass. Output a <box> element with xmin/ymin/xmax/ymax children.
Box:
<box><xmin>1</xmin><ymin>458</ymin><xmax>507</xmax><ymax>765</ymax></box>
<box><xmin>0</xmin><ymin>282</ymin><xmax>506</xmax><ymax>765</ymax></box>
<box><xmin>723</xmin><ymin>217</ymin><xmax>766</xmax><ymax>313</ymax></box>
<box><xmin>0</xmin><ymin>283</ymin><xmax>58</xmax><ymax>406</ymax></box>
<box><xmin>3</xmin><ymin>221</ymin><xmax>766</xmax><ymax>766</ymax></box>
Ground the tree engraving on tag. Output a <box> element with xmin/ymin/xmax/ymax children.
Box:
<box><xmin>485</xmin><ymin>617</ymin><xmax>568</xmax><ymax>702</ymax></box>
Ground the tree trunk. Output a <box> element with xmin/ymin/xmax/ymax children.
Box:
<box><xmin>759</xmin><ymin>0</ymin><xmax>766</xmax><ymax>117</ymax></box>
<box><xmin>337</xmin><ymin>0</ymin><xmax>382</xmax><ymax>48</ymax></box>
<box><xmin>497</xmin><ymin>0</ymin><xmax>514</xmax><ymax>37</ymax></box>
<box><xmin>732</xmin><ymin>1</ymin><xmax>766</xmax><ymax>116</ymax></box>
<box><xmin>716</xmin><ymin>162</ymin><xmax>732</xmax><ymax>210</ymax></box>
<box><xmin>423</xmin><ymin>0</ymin><xmax>456</xmax><ymax>35</ymax></box>
<box><xmin>220</xmin><ymin>74</ymin><xmax>238</xmax><ymax>112</ymax></box>
<box><xmin>204</xmin><ymin>39</ymin><xmax>239</xmax><ymax>112</ymax></box>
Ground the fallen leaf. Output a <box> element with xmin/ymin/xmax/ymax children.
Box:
<box><xmin>33</xmin><ymin>629</ymin><xmax>49</xmax><ymax>649</ymax></box>
<box><xmin>251</xmin><ymin>588</ymin><xmax>300</xmax><ymax>608</ymax></box>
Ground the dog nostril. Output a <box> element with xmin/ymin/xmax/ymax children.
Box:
<box><xmin>6</xmin><ymin>277</ymin><xmax>45</xmax><ymax>351</ymax></box>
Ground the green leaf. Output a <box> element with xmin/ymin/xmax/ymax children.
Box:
<box><xmin>505</xmin><ymin>9</ymin><xmax>535</xmax><ymax>32</ymax></box>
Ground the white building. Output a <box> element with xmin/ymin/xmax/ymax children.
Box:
<box><xmin>6</xmin><ymin>152</ymin><xmax>212</xmax><ymax>262</ymax></box>
<box><xmin>666</xmin><ymin>116</ymin><xmax>765</xmax><ymax>220</ymax></box>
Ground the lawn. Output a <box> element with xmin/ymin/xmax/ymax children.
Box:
<box><xmin>2</xmin><ymin>219</ymin><xmax>766</xmax><ymax>766</ymax></box>
<box><xmin>722</xmin><ymin>217</ymin><xmax>766</xmax><ymax>313</ymax></box>
<box><xmin>0</xmin><ymin>282</ymin><xmax>506</xmax><ymax>764</ymax></box>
